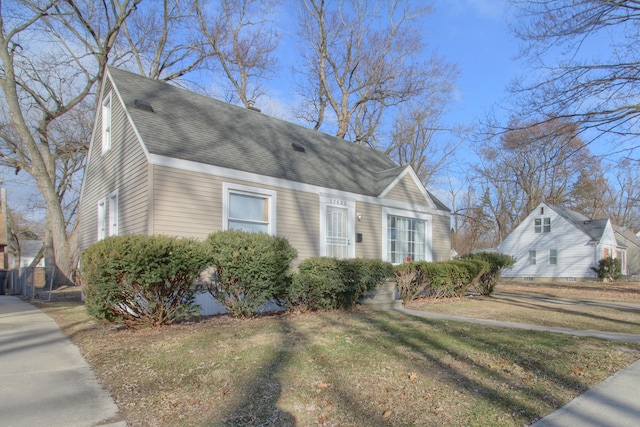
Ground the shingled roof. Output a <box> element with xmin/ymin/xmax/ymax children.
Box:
<box><xmin>107</xmin><ymin>66</ymin><xmax>446</xmax><ymax>208</ymax></box>
<box><xmin>547</xmin><ymin>204</ymin><xmax>610</xmax><ymax>242</ymax></box>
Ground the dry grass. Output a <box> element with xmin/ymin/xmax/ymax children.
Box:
<box><xmin>36</xmin><ymin>281</ymin><xmax>640</xmax><ymax>427</ymax></box>
<box><xmin>407</xmin><ymin>281</ymin><xmax>640</xmax><ymax>334</ymax></box>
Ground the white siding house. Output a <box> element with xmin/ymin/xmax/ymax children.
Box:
<box><xmin>499</xmin><ymin>203</ymin><xmax>626</xmax><ymax>280</ymax></box>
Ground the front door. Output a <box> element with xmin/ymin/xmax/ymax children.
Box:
<box><xmin>326</xmin><ymin>205</ymin><xmax>349</xmax><ymax>258</ymax></box>
<box><xmin>321</xmin><ymin>196</ymin><xmax>355</xmax><ymax>258</ymax></box>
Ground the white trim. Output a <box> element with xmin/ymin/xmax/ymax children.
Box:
<box><xmin>377</xmin><ymin>166</ymin><xmax>436</xmax><ymax>209</ymax></box>
<box><xmin>108</xmin><ymin>190</ymin><xmax>119</xmax><ymax>236</ymax></box>
<box><xmin>381</xmin><ymin>207</ymin><xmax>432</xmax><ymax>263</ymax></box>
<box><xmin>222</xmin><ymin>182</ymin><xmax>277</xmax><ymax>235</ymax></box>
<box><xmin>101</xmin><ymin>92</ymin><xmax>112</xmax><ymax>155</ymax></box>
<box><xmin>151</xmin><ymin>154</ymin><xmax>448</xmax><ymax>217</ymax></box>
<box><xmin>97</xmin><ymin>198</ymin><xmax>106</xmax><ymax>241</ymax></box>
<box><xmin>319</xmin><ymin>195</ymin><xmax>356</xmax><ymax>258</ymax></box>
<box><xmin>107</xmin><ymin>70</ymin><xmax>152</xmax><ymax>161</ymax></box>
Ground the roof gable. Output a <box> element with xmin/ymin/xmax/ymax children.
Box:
<box><xmin>105</xmin><ymin>67</ymin><xmax>432</xmax><ymax>200</ymax></box>
<box><xmin>544</xmin><ymin>203</ymin><xmax>610</xmax><ymax>242</ymax></box>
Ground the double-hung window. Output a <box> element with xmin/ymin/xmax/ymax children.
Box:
<box><xmin>529</xmin><ymin>250</ymin><xmax>537</xmax><ymax>265</ymax></box>
<box><xmin>102</xmin><ymin>93</ymin><xmax>112</xmax><ymax>154</ymax></box>
<box><xmin>223</xmin><ymin>183</ymin><xmax>276</xmax><ymax>235</ymax></box>
<box><xmin>535</xmin><ymin>217</ymin><xmax>551</xmax><ymax>233</ymax></box>
<box><xmin>383</xmin><ymin>208</ymin><xmax>431</xmax><ymax>264</ymax></box>
<box><xmin>549</xmin><ymin>249</ymin><xmax>557</xmax><ymax>265</ymax></box>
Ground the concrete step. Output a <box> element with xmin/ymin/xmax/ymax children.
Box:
<box><xmin>360</xmin><ymin>280</ymin><xmax>403</xmax><ymax>311</ymax></box>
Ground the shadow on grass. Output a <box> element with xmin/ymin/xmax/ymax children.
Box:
<box><xmin>317</xmin><ymin>309</ymin><xmax>588</xmax><ymax>425</ymax></box>
<box><xmin>213</xmin><ymin>316</ymin><xmax>297</xmax><ymax>426</ymax></box>
<box><xmin>488</xmin><ymin>294</ymin><xmax>640</xmax><ymax>329</ymax></box>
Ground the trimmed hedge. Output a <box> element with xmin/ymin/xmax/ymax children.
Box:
<box><xmin>286</xmin><ymin>258</ymin><xmax>393</xmax><ymax>311</ymax></box>
<box><xmin>394</xmin><ymin>260</ymin><xmax>488</xmax><ymax>302</ymax></box>
<box><xmin>461</xmin><ymin>252</ymin><xmax>516</xmax><ymax>295</ymax></box>
<box><xmin>81</xmin><ymin>235</ymin><xmax>210</xmax><ymax>327</ymax></box>
<box><xmin>203</xmin><ymin>230</ymin><xmax>297</xmax><ymax>318</ymax></box>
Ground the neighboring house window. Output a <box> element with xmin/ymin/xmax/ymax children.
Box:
<box><xmin>102</xmin><ymin>92</ymin><xmax>112</xmax><ymax>154</ymax></box>
<box><xmin>383</xmin><ymin>208</ymin><xmax>431</xmax><ymax>264</ymax></box>
<box><xmin>529</xmin><ymin>250</ymin><xmax>536</xmax><ymax>265</ymax></box>
<box><xmin>223</xmin><ymin>183</ymin><xmax>276</xmax><ymax>235</ymax></box>
<box><xmin>549</xmin><ymin>249</ymin><xmax>558</xmax><ymax>265</ymax></box>
<box><xmin>97</xmin><ymin>198</ymin><xmax>106</xmax><ymax>240</ymax></box>
<box><xmin>109</xmin><ymin>190</ymin><xmax>119</xmax><ymax>236</ymax></box>
<box><xmin>534</xmin><ymin>218</ymin><xmax>551</xmax><ymax>233</ymax></box>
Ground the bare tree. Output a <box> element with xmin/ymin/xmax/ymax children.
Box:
<box><xmin>0</xmin><ymin>0</ymin><xmax>142</xmax><ymax>282</ymax></box>
<box><xmin>384</xmin><ymin>64</ymin><xmax>459</xmax><ymax>188</ymax></box>
<box><xmin>568</xmin><ymin>165</ymin><xmax>611</xmax><ymax>220</ymax></box>
<box><xmin>475</xmin><ymin>118</ymin><xmax>599</xmax><ymax>243</ymax></box>
<box><xmin>509</xmin><ymin>0</ymin><xmax>640</xmax><ymax>153</ymax></box>
<box><xmin>194</xmin><ymin>0</ymin><xmax>280</xmax><ymax>107</ymax></box>
<box><xmin>607</xmin><ymin>159</ymin><xmax>640</xmax><ymax>230</ymax></box>
<box><xmin>448</xmin><ymin>177</ymin><xmax>495</xmax><ymax>255</ymax></box>
<box><xmin>119</xmin><ymin>0</ymin><xmax>208</xmax><ymax>81</ymax></box>
<box><xmin>0</xmin><ymin>0</ymin><xmax>275</xmax><ymax>282</ymax></box>
<box><xmin>295</xmin><ymin>0</ymin><xmax>452</xmax><ymax>144</ymax></box>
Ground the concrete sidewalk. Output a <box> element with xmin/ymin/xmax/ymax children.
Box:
<box><xmin>0</xmin><ymin>296</ymin><xmax>126</xmax><ymax>427</ymax></box>
<box><xmin>397</xmin><ymin>307</ymin><xmax>640</xmax><ymax>426</ymax></box>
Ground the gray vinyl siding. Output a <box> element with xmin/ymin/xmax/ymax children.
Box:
<box><xmin>384</xmin><ymin>174</ymin><xmax>427</xmax><ymax>204</ymax></box>
<box><xmin>151</xmin><ymin>166</ymin><xmax>321</xmax><ymax>260</ymax></box>
<box><xmin>355</xmin><ymin>201</ymin><xmax>382</xmax><ymax>259</ymax></box>
<box><xmin>431</xmin><ymin>213</ymin><xmax>452</xmax><ymax>261</ymax></box>
<box><xmin>78</xmin><ymin>79</ymin><xmax>149</xmax><ymax>251</ymax></box>
<box><xmin>151</xmin><ymin>166</ymin><xmax>220</xmax><ymax>239</ymax></box>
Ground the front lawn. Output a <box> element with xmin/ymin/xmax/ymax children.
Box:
<box><xmin>408</xmin><ymin>280</ymin><xmax>640</xmax><ymax>334</ymax></box>
<box><xmin>38</xmin><ymin>300</ymin><xmax>640</xmax><ymax>426</ymax></box>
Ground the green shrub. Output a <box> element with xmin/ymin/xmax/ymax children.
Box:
<box><xmin>203</xmin><ymin>230</ymin><xmax>297</xmax><ymax>318</ymax></box>
<box><xmin>288</xmin><ymin>258</ymin><xmax>345</xmax><ymax>311</ymax></box>
<box><xmin>461</xmin><ymin>252</ymin><xmax>516</xmax><ymax>295</ymax></box>
<box><xmin>394</xmin><ymin>258</ymin><xmax>492</xmax><ymax>302</ymax></box>
<box><xmin>591</xmin><ymin>257</ymin><xmax>621</xmax><ymax>281</ymax></box>
<box><xmin>81</xmin><ymin>235</ymin><xmax>210</xmax><ymax>327</ymax></box>
<box><xmin>286</xmin><ymin>258</ymin><xmax>393</xmax><ymax>311</ymax></box>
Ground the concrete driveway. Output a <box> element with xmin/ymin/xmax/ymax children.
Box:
<box><xmin>0</xmin><ymin>296</ymin><xmax>126</xmax><ymax>427</ymax></box>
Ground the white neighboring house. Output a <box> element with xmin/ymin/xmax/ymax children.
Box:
<box><xmin>18</xmin><ymin>240</ymin><xmax>45</xmax><ymax>268</ymax></box>
<box><xmin>499</xmin><ymin>203</ymin><xmax>626</xmax><ymax>280</ymax></box>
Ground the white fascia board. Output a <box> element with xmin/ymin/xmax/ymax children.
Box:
<box><xmin>149</xmin><ymin>154</ymin><xmax>448</xmax><ymax>217</ymax></box>
<box><xmin>107</xmin><ymin>71</ymin><xmax>152</xmax><ymax>162</ymax></box>
<box><xmin>377</xmin><ymin>165</ymin><xmax>436</xmax><ymax>209</ymax></box>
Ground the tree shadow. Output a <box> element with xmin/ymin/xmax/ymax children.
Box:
<box><xmin>488</xmin><ymin>294</ymin><xmax>640</xmax><ymax>329</ymax></box>
<box><xmin>212</xmin><ymin>316</ymin><xmax>297</xmax><ymax>426</ymax></box>
<box><xmin>318</xmin><ymin>309</ymin><xmax>592</xmax><ymax>424</ymax></box>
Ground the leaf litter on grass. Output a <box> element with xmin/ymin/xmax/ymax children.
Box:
<box><xmin>38</xmin><ymin>301</ymin><xmax>640</xmax><ymax>427</ymax></box>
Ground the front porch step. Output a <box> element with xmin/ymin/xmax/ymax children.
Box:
<box><xmin>360</xmin><ymin>280</ymin><xmax>403</xmax><ymax>311</ymax></box>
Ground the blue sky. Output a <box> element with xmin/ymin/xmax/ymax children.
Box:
<box><xmin>3</xmin><ymin>0</ymin><xmax>522</xmax><ymax>219</ymax></box>
<box><xmin>429</xmin><ymin>0</ymin><xmax>518</xmax><ymax>127</ymax></box>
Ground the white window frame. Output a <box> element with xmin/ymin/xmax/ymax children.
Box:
<box><xmin>222</xmin><ymin>182</ymin><xmax>276</xmax><ymax>235</ymax></box>
<box><xmin>319</xmin><ymin>195</ymin><xmax>356</xmax><ymax>258</ymax></box>
<box><xmin>549</xmin><ymin>249</ymin><xmax>557</xmax><ymax>265</ymax></box>
<box><xmin>97</xmin><ymin>198</ymin><xmax>106</xmax><ymax>240</ymax></box>
<box><xmin>529</xmin><ymin>250</ymin><xmax>537</xmax><ymax>265</ymax></box>
<box><xmin>102</xmin><ymin>92</ymin><xmax>112</xmax><ymax>154</ymax></box>
<box><xmin>382</xmin><ymin>207</ymin><xmax>432</xmax><ymax>264</ymax></box>
<box><xmin>535</xmin><ymin>217</ymin><xmax>551</xmax><ymax>233</ymax></box>
<box><xmin>108</xmin><ymin>190</ymin><xmax>119</xmax><ymax>236</ymax></box>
